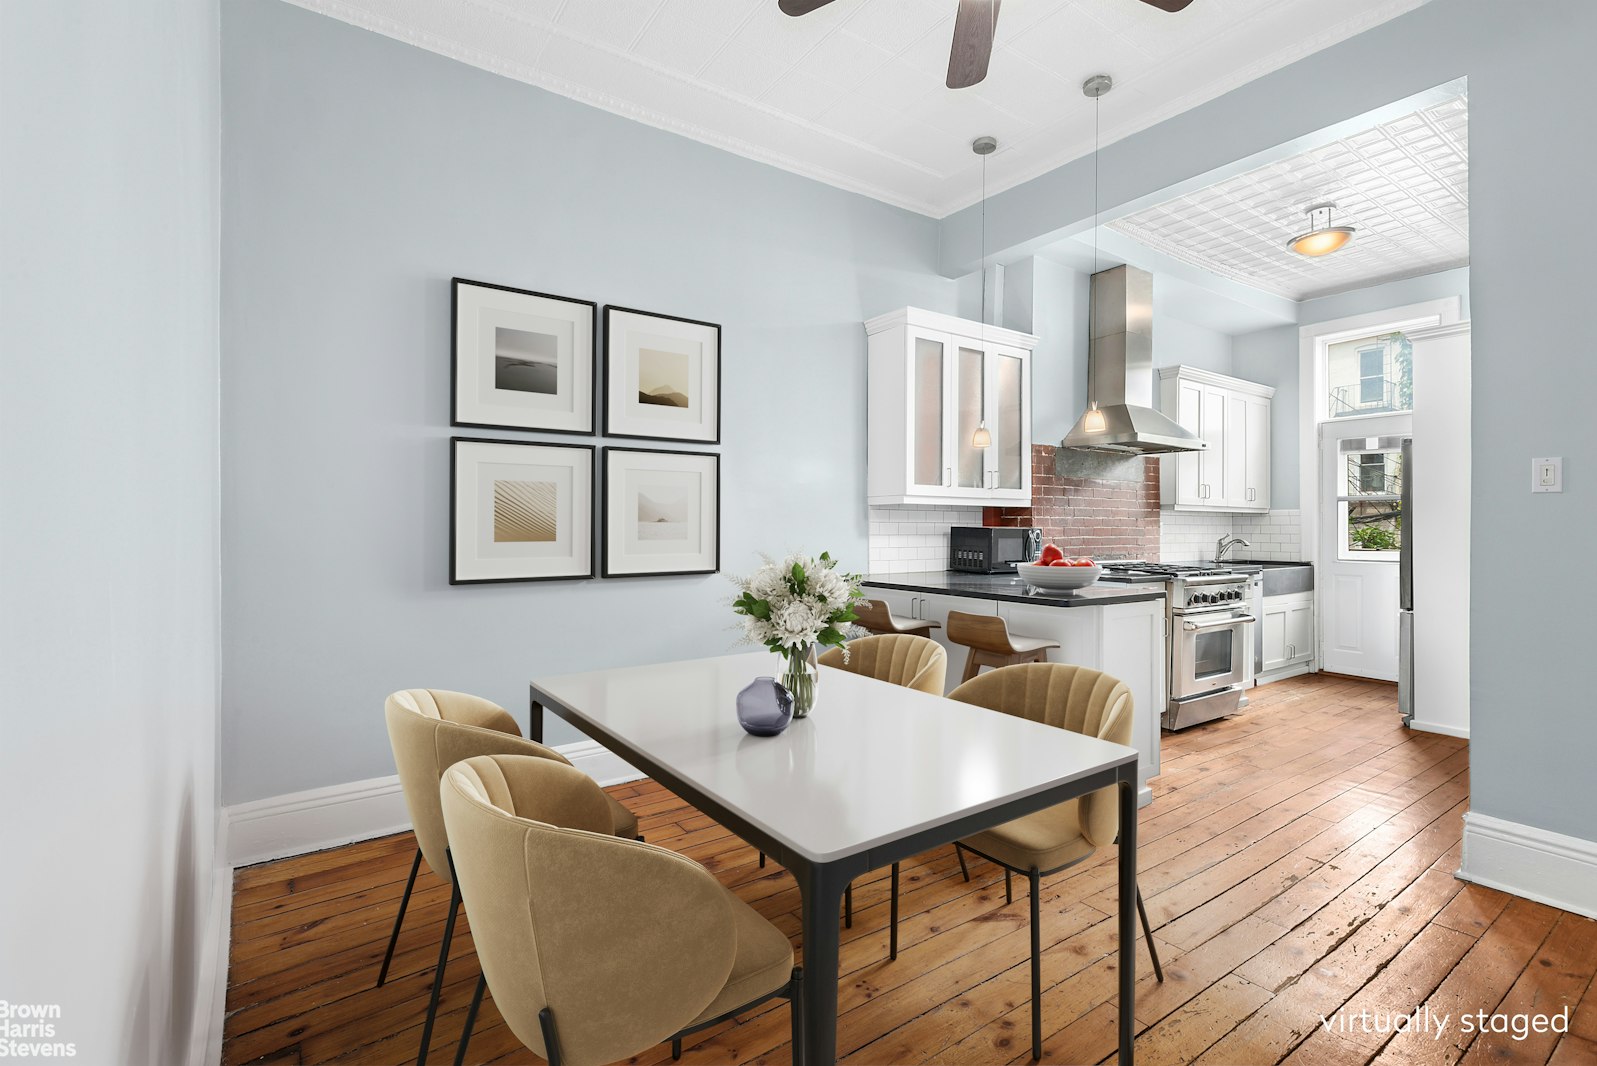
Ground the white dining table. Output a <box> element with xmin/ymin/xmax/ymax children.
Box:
<box><xmin>528</xmin><ymin>651</ymin><xmax>1141</xmax><ymax>1066</ymax></box>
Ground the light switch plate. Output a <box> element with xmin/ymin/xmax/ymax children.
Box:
<box><xmin>1532</xmin><ymin>457</ymin><xmax>1563</xmax><ymax>493</ymax></box>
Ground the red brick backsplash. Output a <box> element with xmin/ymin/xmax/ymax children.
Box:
<box><xmin>983</xmin><ymin>444</ymin><xmax>1161</xmax><ymax>562</ymax></box>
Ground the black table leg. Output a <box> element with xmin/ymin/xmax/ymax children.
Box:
<box><xmin>797</xmin><ymin>862</ymin><xmax>848</xmax><ymax>1066</ymax></box>
<box><xmin>529</xmin><ymin>695</ymin><xmax>544</xmax><ymax>743</ymax></box>
<box><xmin>1118</xmin><ymin>769</ymin><xmax>1137</xmax><ymax>1065</ymax></box>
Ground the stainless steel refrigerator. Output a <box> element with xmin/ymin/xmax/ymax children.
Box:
<box><xmin>1398</xmin><ymin>437</ymin><xmax>1413</xmax><ymax>723</ymax></box>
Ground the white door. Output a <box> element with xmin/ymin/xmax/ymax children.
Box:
<box><xmin>1318</xmin><ymin>413</ymin><xmax>1410</xmax><ymax>680</ymax></box>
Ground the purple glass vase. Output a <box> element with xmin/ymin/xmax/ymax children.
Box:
<box><xmin>736</xmin><ymin>676</ymin><xmax>794</xmax><ymax>736</ymax></box>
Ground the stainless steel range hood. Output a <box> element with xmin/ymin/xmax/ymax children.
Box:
<box><xmin>1062</xmin><ymin>265</ymin><xmax>1206</xmax><ymax>455</ymax></box>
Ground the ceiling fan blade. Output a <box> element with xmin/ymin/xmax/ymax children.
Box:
<box><xmin>947</xmin><ymin>0</ymin><xmax>1000</xmax><ymax>89</ymax></box>
<box><xmin>778</xmin><ymin>0</ymin><xmax>839</xmax><ymax>15</ymax></box>
<box><xmin>1138</xmin><ymin>0</ymin><xmax>1195</xmax><ymax>11</ymax></box>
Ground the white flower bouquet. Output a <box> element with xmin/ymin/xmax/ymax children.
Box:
<box><xmin>731</xmin><ymin>551</ymin><xmax>864</xmax><ymax>715</ymax></box>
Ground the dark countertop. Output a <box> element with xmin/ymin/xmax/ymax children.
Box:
<box><xmin>864</xmin><ymin>571</ymin><xmax>1166</xmax><ymax>608</ymax></box>
<box><xmin>1166</xmin><ymin>559</ymin><xmax>1313</xmax><ymax>573</ymax></box>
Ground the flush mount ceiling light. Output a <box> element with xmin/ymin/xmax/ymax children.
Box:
<box><xmin>1288</xmin><ymin>202</ymin><xmax>1356</xmax><ymax>257</ymax></box>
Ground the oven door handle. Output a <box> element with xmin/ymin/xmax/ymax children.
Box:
<box><xmin>1182</xmin><ymin>614</ymin><xmax>1257</xmax><ymax>630</ymax></box>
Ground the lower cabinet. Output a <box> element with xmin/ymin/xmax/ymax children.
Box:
<box><xmin>1260</xmin><ymin>592</ymin><xmax>1315</xmax><ymax>676</ymax></box>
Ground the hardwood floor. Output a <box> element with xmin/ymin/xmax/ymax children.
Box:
<box><xmin>223</xmin><ymin>675</ymin><xmax>1597</xmax><ymax>1065</ymax></box>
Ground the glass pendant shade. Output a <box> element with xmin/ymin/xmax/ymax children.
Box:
<box><xmin>971</xmin><ymin>421</ymin><xmax>992</xmax><ymax>448</ymax></box>
<box><xmin>1082</xmin><ymin>402</ymin><xmax>1107</xmax><ymax>434</ymax></box>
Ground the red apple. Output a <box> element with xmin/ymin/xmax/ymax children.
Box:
<box><xmin>1038</xmin><ymin>543</ymin><xmax>1064</xmax><ymax>566</ymax></box>
<box><xmin>1050</xmin><ymin>559</ymin><xmax>1073</xmax><ymax>567</ymax></box>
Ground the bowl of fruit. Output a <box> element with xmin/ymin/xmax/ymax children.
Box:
<box><xmin>1016</xmin><ymin>545</ymin><xmax>1101</xmax><ymax>590</ymax></box>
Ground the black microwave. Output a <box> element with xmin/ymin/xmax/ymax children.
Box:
<box><xmin>949</xmin><ymin>526</ymin><xmax>1042</xmax><ymax>573</ymax></box>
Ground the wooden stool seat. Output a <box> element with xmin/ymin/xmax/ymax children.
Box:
<box><xmin>853</xmin><ymin>598</ymin><xmax>941</xmax><ymax>637</ymax></box>
<box><xmin>945</xmin><ymin>610</ymin><xmax>1061</xmax><ymax>682</ymax></box>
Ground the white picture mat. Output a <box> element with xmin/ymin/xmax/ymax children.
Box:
<box><xmin>454</xmin><ymin>441</ymin><xmax>592</xmax><ymax>581</ymax></box>
<box><xmin>605</xmin><ymin>451</ymin><xmax>717</xmax><ymax>575</ymax></box>
<box><xmin>605</xmin><ymin>309</ymin><xmax>718</xmax><ymax>441</ymax></box>
<box><xmin>455</xmin><ymin>283</ymin><xmax>593</xmax><ymax>432</ymax></box>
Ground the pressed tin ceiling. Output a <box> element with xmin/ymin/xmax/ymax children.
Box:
<box><xmin>283</xmin><ymin>0</ymin><xmax>1435</xmax><ymax>217</ymax></box>
<box><xmin>1107</xmin><ymin>93</ymin><xmax>1468</xmax><ymax>300</ymax></box>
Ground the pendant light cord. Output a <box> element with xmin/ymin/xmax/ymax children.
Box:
<box><xmin>980</xmin><ymin>150</ymin><xmax>987</xmax><ymax>330</ymax></box>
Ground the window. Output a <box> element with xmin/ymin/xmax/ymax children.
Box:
<box><xmin>1326</xmin><ymin>332</ymin><xmax>1412</xmax><ymax>419</ymax></box>
<box><xmin>1337</xmin><ymin>444</ymin><xmax>1403</xmax><ymax>560</ymax></box>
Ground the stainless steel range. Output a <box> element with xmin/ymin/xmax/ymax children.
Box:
<box><xmin>1099</xmin><ymin>562</ymin><xmax>1256</xmax><ymax>731</ymax></box>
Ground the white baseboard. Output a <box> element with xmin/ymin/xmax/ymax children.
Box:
<box><xmin>1408</xmin><ymin>718</ymin><xmax>1470</xmax><ymax>739</ymax></box>
<box><xmin>223</xmin><ymin>741</ymin><xmax>644</xmax><ymax>868</ymax></box>
<box><xmin>1458</xmin><ymin>812</ymin><xmax>1597</xmax><ymax>920</ymax></box>
<box><xmin>189</xmin><ymin>817</ymin><xmax>232</xmax><ymax>1066</ymax></box>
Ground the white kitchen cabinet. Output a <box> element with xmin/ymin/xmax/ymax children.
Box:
<box><xmin>1260</xmin><ymin>591</ymin><xmax>1315</xmax><ymax>678</ymax></box>
<box><xmin>1157</xmin><ymin>366</ymin><xmax>1273</xmax><ymax>513</ymax></box>
<box><xmin>866</xmin><ymin>308</ymin><xmax>1036</xmax><ymax>508</ymax></box>
<box><xmin>997</xmin><ymin>598</ymin><xmax>1165</xmax><ymax>807</ymax></box>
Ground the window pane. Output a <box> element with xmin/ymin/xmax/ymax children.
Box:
<box><xmin>956</xmin><ymin>346</ymin><xmax>984</xmax><ymax>488</ymax></box>
<box><xmin>913</xmin><ymin>337</ymin><xmax>943</xmax><ymax>486</ymax></box>
<box><xmin>1345</xmin><ymin>450</ymin><xmax>1403</xmax><ymax>496</ymax></box>
<box><xmin>1346</xmin><ymin>500</ymin><xmax>1403</xmax><ymax>553</ymax></box>
<box><xmin>1326</xmin><ymin>331</ymin><xmax>1413</xmax><ymax>419</ymax></box>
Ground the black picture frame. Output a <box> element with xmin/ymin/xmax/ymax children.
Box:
<box><xmin>450</xmin><ymin>435</ymin><xmax>597</xmax><ymax>585</ymax></box>
<box><xmin>602</xmin><ymin>304</ymin><xmax>722</xmax><ymax>444</ymax></box>
<box><xmin>600</xmin><ymin>446</ymin><xmax>720</xmax><ymax>578</ymax></box>
<box><xmin>451</xmin><ymin>277</ymin><xmax>598</xmax><ymax>435</ymax></box>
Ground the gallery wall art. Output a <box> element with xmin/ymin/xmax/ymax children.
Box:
<box><xmin>602</xmin><ymin>306</ymin><xmax>720</xmax><ymax>444</ymax></box>
<box><xmin>601</xmin><ymin>447</ymin><xmax>719</xmax><ymax>578</ymax></box>
<box><xmin>452</xmin><ymin>278</ymin><xmax>596</xmax><ymax>434</ymax></box>
<box><xmin>450</xmin><ymin>437</ymin><xmax>595</xmax><ymax>583</ymax></box>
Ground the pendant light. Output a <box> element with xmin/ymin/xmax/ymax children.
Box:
<box><xmin>1080</xmin><ymin>74</ymin><xmax>1112</xmax><ymax>437</ymax></box>
<box><xmin>1288</xmin><ymin>201</ymin><xmax>1355</xmax><ymax>257</ymax></box>
<box><xmin>971</xmin><ymin>134</ymin><xmax>997</xmax><ymax>450</ymax></box>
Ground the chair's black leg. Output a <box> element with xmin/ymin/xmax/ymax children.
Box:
<box><xmin>636</xmin><ymin>834</ymin><xmax>645</xmax><ymax>842</ymax></box>
<box><xmin>538</xmin><ymin>1007</ymin><xmax>563</xmax><ymax>1066</ymax></box>
<box><xmin>1136</xmin><ymin>885</ymin><xmax>1164</xmax><ymax>982</ymax></box>
<box><xmin>1029</xmin><ymin>867</ymin><xmax>1042</xmax><ymax>1062</ymax></box>
<box><xmin>759</xmin><ymin>850</ymin><xmax>766</xmax><ymax>869</ymax></box>
<box><xmin>671</xmin><ymin>1036</ymin><xmax>682</xmax><ymax>1061</ymax></box>
<box><xmin>416</xmin><ymin>870</ymin><xmax>462</xmax><ymax>1066</ymax></box>
<box><xmin>789</xmin><ymin>966</ymin><xmax>804</xmax><ymax>1066</ymax></box>
<box><xmin>955</xmin><ymin>843</ymin><xmax>970</xmax><ymax>882</ymax></box>
<box><xmin>1006</xmin><ymin>868</ymin><xmax>1013</xmax><ymax>904</ymax></box>
<box><xmin>844</xmin><ymin>882</ymin><xmax>853</xmax><ymax>928</ymax></box>
<box><xmin>453</xmin><ymin>974</ymin><xmax>485</xmax><ymax>1066</ymax></box>
<box><xmin>376</xmin><ymin>848</ymin><xmax>423</xmax><ymax>988</ymax></box>
<box><xmin>889</xmin><ymin>862</ymin><xmax>900</xmax><ymax>961</ymax></box>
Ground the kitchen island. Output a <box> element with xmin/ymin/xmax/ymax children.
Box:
<box><xmin>863</xmin><ymin>571</ymin><xmax>1165</xmax><ymax>805</ymax></box>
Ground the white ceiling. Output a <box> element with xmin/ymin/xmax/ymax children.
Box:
<box><xmin>1107</xmin><ymin>93</ymin><xmax>1468</xmax><ymax>300</ymax></box>
<box><xmin>285</xmin><ymin>0</ymin><xmax>1434</xmax><ymax>217</ymax></box>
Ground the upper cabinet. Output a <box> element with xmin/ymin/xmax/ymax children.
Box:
<box><xmin>1157</xmin><ymin>366</ymin><xmax>1274</xmax><ymax>514</ymax></box>
<box><xmin>866</xmin><ymin>308</ymin><xmax>1036</xmax><ymax>508</ymax></box>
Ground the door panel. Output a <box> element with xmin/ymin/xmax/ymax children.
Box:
<box><xmin>1224</xmin><ymin>391</ymin><xmax>1248</xmax><ymax>508</ymax></box>
<box><xmin>955</xmin><ymin>344</ymin><xmax>985</xmax><ymax>489</ymax></box>
<box><xmin>1199</xmin><ymin>386</ymin><xmax>1228</xmax><ymax>503</ymax></box>
<box><xmin>910</xmin><ymin>332</ymin><xmax>949</xmax><ymax>491</ymax></box>
<box><xmin>993</xmin><ymin>349</ymin><xmax>1026</xmax><ymax>490</ymax></box>
<box><xmin>1319</xmin><ymin>413</ymin><xmax>1409</xmax><ymax>680</ymax></box>
<box><xmin>1174</xmin><ymin>381</ymin><xmax>1204</xmax><ymax>505</ymax></box>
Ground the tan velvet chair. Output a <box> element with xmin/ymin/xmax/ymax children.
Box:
<box><xmin>381</xmin><ymin>689</ymin><xmax>638</xmax><ymax>1066</ymax></box>
<box><xmin>887</xmin><ymin>664</ymin><xmax>1162</xmax><ymax>1062</ymax></box>
<box><xmin>441</xmin><ymin>754</ymin><xmax>801</xmax><ymax>1066</ymax></box>
<box><xmin>817</xmin><ymin>633</ymin><xmax>947</xmax><ymax>695</ymax></box>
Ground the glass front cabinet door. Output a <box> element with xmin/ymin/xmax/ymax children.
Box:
<box><xmin>866</xmin><ymin>308</ymin><xmax>1035</xmax><ymax>508</ymax></box>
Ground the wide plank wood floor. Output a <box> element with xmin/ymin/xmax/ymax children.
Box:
<box><xmin>223</xmin><ymin>675</ymin><xmax>1597</xmax><ymax>1065</ymax></box>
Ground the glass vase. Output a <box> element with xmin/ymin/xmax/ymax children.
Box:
<box><xmin>782</xmin><ymin>644</ymin><xmax>819</xmax><ymax>718</ymax></box>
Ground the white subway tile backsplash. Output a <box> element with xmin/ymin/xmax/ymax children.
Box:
<box><xmin>1159</xmin><ymin>508</ymin><xmax>1304</xmax><ymax>563</ymax></box>
<box><xmin>866</xmin><ymin>504</ymin><xmax>982</xmax><ymax>575</ymax></box>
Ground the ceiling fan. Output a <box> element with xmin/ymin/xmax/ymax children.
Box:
<box><xmin>778</xmin><ymin>0</ymin><xmax>1196</xmax><ymax>89</ymax></box>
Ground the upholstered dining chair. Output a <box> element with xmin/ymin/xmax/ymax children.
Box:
<box><xmin>882</xmin><ymin>663</ymin><xmax>1163</xmax><ymax>1062</ymax></box>
<box><xmin>441</xmin><ymin>753</ymin><xmax>802</xmax><ymax>1066</ymax></box>
<box><xmin>817</xmin><ymin>632</ymin><xmax>947</xmax><ymax>695</ymax></box>
<box><xmin>381</xmin><ymin>689</ymin><xmax>638</xmax><ymax>1066</ymax></box>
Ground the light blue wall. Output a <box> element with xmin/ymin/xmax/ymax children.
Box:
<box><xmin>951</xmin><ymin>0</ymin><xmax>1597</xmax><ymax>845</ymax></box>
<box><xmin>1156</xmin><ymin>314</ymin><xmax>1233</xmax><ymax>377</ymax></box>
<box><xmin>0</xmin><ymin>1</ymin><xmax>220</xmax><ymax>1060</ymax></box>
<box><xmin>220</xmin><ymin>0</ymin><xmax>954</xmax><ymax>804</ymax></box>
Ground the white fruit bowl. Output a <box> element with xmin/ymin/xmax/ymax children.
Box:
<box><xmin>1016</xmin><ymin>561</ymin><xmax>1103</xmax><ymax>590</ymax></box>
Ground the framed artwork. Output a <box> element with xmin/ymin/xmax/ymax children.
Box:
<box><xmin>602</xmin><ymin>447</ymin><xmax>720</xmax><ymax>578</ymax></box>
<box><xmin>451</xmin><ymin>437</ymin><xmax>595</xmax><ymax>584</ymax></box>
<box><xmin>602</xmin><ymin>305</ymin><xmax>720</xmax><ymax>443</ymax></box>
<box><xmin>452</xmin><ymin>278</ymin><xmax>596</xmax><ymax>434</ymax></box>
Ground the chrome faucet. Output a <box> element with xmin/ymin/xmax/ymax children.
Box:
<box><xmin>1216</xmin><ymin>533</ymin><xmax>1251</xmax><ymax>562</ymax></box>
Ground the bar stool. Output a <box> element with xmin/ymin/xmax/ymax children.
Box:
<box><xmin>946</xmin><ymin>610</ymin><xmax>1061</xmax><ymax>683</ymax></box>
<box><xmin>853</xmin><ymin>597</ymin><xmax>941</xmax><ymax>638</ymax></box>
